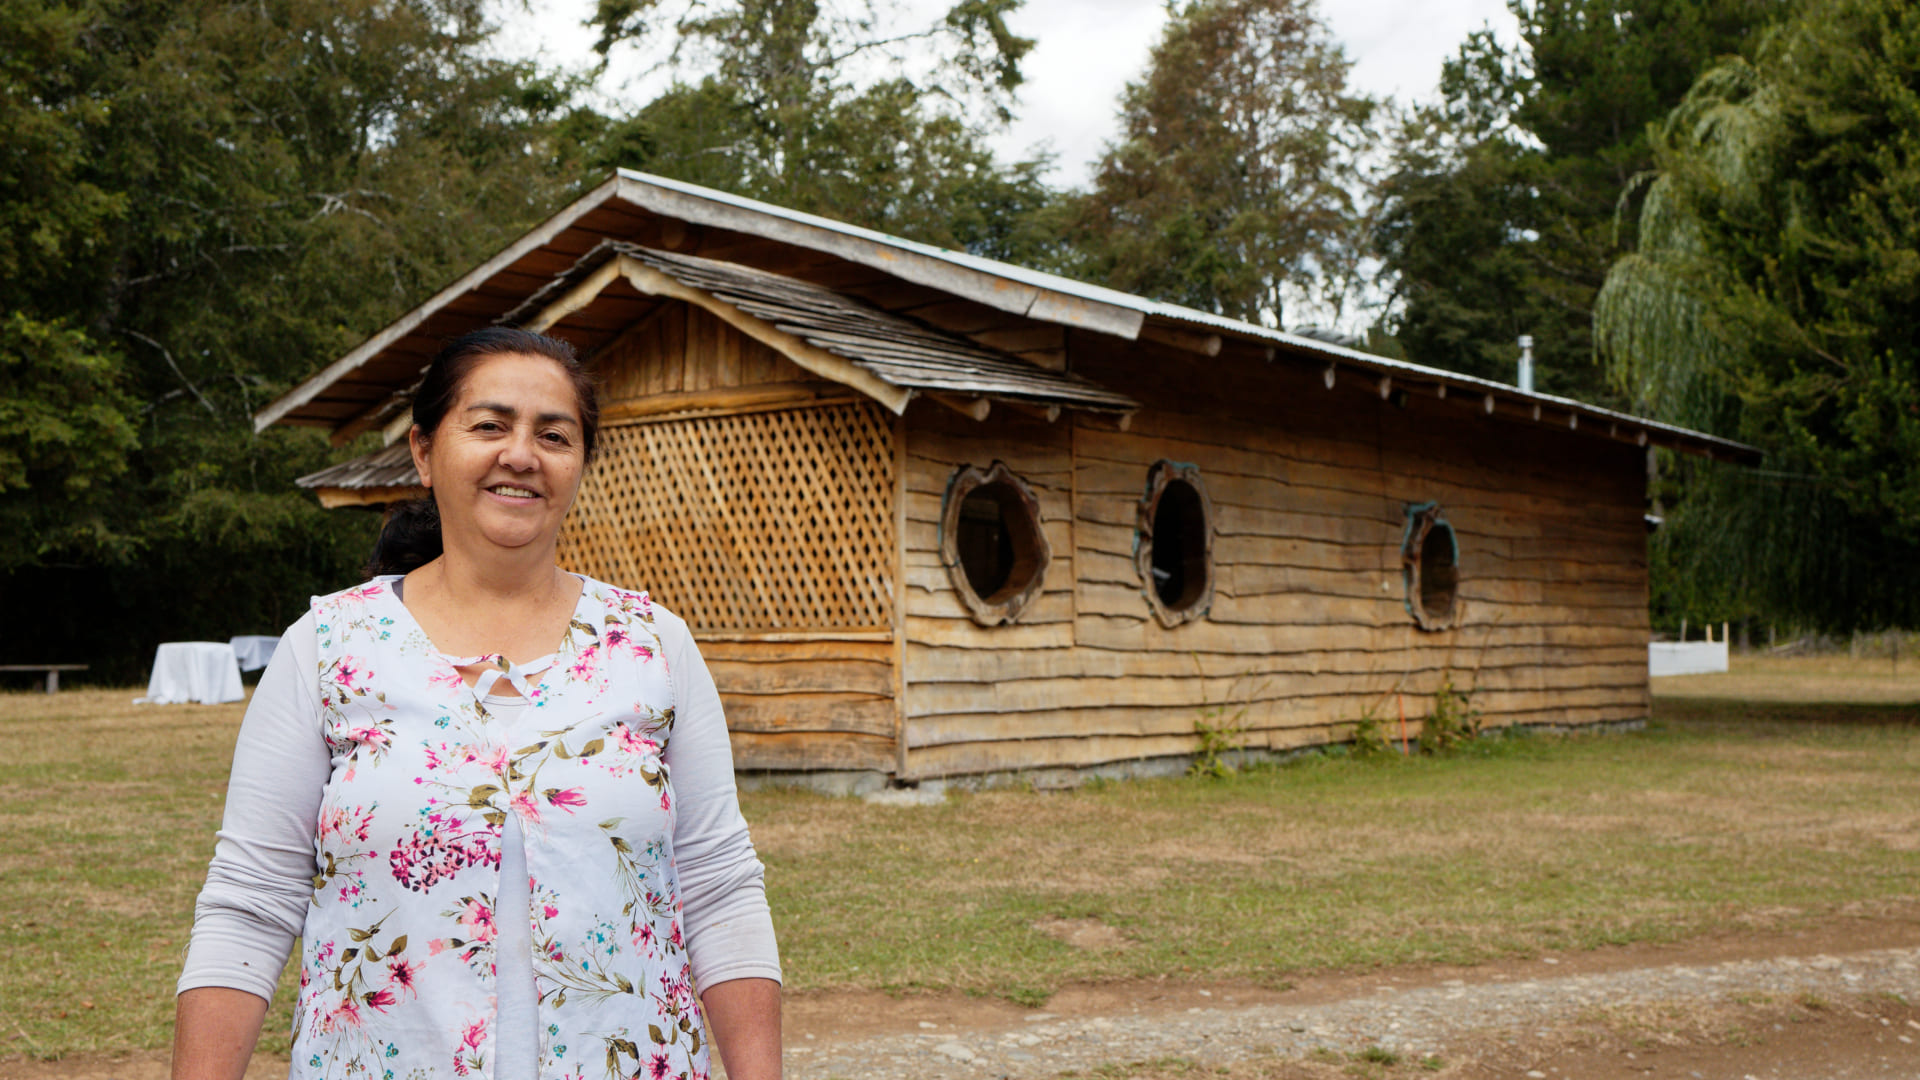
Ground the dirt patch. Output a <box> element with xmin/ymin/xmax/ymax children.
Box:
<box><xmin>16</xmin><ymin>914</ymin><xmax>1920</xmax><ymax>1080</ymax></box>
<box><xmin>1446</xmin><ymin>994</ymin><xmax>1920</xmax><ymax>1079</ymax></box>
<box><xmin>1032</xmin><ymin>917</ymin><xmax>1130</xmax><ymax>951</ymax></box>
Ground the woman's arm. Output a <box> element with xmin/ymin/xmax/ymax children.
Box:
<box><xmin>171</xmin><ymin>987</ymin><xmax>270</xmax><ymax>1080</ymax></box>
<box><xmin>654</xmin><ymin>606</ymin><xmax>783</xmax><ymax>1070</ymax></box>
<box><xmin>173</xmin><ymin>618</ymin><xmax>329</xmax><ymax>1078</ymax></box>
<box><xmin>700</xmin><ymin>977</ymin><xmax>782</xmax><ymax>1080</ymax></box>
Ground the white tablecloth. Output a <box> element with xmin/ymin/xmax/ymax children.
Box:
<box><xmin>139</xmin><ymin>642</ymin><xmax>245</xmax><ymax>705</ymax></box>
<box><xmin>1649</xmin><ymin>640</ymin><xmax>1730</xmax><ymax>677</ymax></box>
<box><xmin>228</xmin><ymin>635</ymin><xmax>280</xmax><ymax>673</ymax></box>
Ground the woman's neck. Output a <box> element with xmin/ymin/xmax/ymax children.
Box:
<box><xmin>421</xmin><ymin>537</ymin><xmax>566</xmax><ymax>607</ymax></box>
<box><xmin>401</xmin><ymin>551</ymin><xmax>582</xmax><ymax>665</ymax></box>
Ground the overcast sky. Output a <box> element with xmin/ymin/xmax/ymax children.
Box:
<box><xmin>495</xmin><ymin>0</ymin><xmax>1522</xmax><ymax>185</ymax></box>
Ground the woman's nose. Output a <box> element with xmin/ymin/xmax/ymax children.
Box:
<box><xmin>498</xmin><ymin>431</ymin><xmax>539</xmax><ymax>470</ymax></box>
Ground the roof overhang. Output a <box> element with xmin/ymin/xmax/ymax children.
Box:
<box><xmin>258</xmin><ymin>168</ymin><xmax>1761</xmax><ymax>465</ymax></box>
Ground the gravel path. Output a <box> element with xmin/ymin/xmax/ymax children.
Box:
<box><xmin>785</xmin><ymin>946</ymin><xmax>1920</xmax><ymax>1078</ymax></box>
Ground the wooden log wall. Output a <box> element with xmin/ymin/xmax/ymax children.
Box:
<box><xmin>560</xmin><ymin>300</ymin><xmax>899</xmax><ymax>774</ymax></box>
<box><xmin>898</xmin><ymin>335</ymin><xmax>1650</xmax><ymax>778</ymax></box>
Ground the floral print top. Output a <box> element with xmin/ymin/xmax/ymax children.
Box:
<box><xmin>298</xmin><ymin>575</ymin><xmax>708</xmax><ymax>1080</ymax></box>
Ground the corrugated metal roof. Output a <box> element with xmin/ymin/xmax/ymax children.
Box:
<box><xmin>612</xmin><ymin>171</ymin><xmax>1760</xmax><ymax>462</ymax></box>
<box><xmin>256</xmin><ymin>168</ymin><xmax>1760</xmax><ymax>463</ymax></box>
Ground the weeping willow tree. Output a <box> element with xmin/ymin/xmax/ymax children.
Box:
<box><xmin>1595</xmin><ymin>0</ymin><xmax>1920</xmax><ymax>632</ymax></box>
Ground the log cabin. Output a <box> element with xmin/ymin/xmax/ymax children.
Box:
<box><xmin>261</xmin><ymin>170</ymin><xmax>1758</xmax><ymax>787</ymax></box>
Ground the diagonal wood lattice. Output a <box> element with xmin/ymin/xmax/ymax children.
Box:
<box><xmin>557</xmin><ymin>402</ymin><xmax>896</xmax><ymax>632</ymax></box>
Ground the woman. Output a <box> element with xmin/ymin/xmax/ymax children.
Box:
<box><xmin>173</xmin><ymin>329</ymin><xmax>781</xmax><ymax>1080</ymax></box>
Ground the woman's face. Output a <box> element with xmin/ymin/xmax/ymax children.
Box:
<box><xmin>410</xmin><ymin>352</ymin><xmax>588</xmax><ymax>557</ymax></box>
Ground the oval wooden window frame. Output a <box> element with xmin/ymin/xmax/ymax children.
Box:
<box><xmin>1135</xmin><ymin>460</ymin><xmax>1215</xmax><ymax>629</ymax></box>
<box><xmin>1402</xmin><ymin>501</ymin><xmax>1461</xmax><ymax>632</ymax></box>
<box><xmin>940</xmin><ymin>461</ymin><xmax>1052</xmax><ymax>626</ymax></box>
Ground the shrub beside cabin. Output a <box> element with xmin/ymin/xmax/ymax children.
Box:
<box><xmin>263</xmin><ymin>171</ymin><xmax>1756</xmax><ymax>784</ymax></box>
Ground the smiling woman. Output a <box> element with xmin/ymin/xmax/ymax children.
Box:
<box><xmin>171</xmin><ymin>328</ymin><xmax>784</xmax><ymax>1080</ymax></box>
<box><xmin>364</xmin><ymin>330</ymin><xmax>598</xmax><ymax>578</ymax></box>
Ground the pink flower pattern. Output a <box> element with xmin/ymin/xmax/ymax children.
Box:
<box><xmin>295</xmin><ymin>577</ymin><xmax>707</xmax><ymax>1080</ymax></box>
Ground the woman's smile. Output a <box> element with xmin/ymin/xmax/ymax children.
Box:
<box><xmin>411</xmin><ymin>352</ymin><xmax>587</xmax><ymax>554</ymax></box>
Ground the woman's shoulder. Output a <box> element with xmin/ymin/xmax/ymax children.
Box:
<box><xmin>310</xmin><ymin>576</ymin><xmax>402</xmax><ymax>611</ymax></box>
<box><xmin>574</xmin><ymin>575</ymin><xmax>691</xmax><ymax>641</ymax></box>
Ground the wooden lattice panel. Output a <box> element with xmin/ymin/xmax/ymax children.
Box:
<box><xmin>558</xmin><ymin>402</ymin><xmax>896</xmax><ymax>633</ymax></box>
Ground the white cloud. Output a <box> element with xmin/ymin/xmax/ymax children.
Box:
<box><xmin>493</xmin><ymin>0</ymin><xmax>1521</xmax><ymax>185</ymax></box>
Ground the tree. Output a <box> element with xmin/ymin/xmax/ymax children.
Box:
<box><xmin>0</xmin><ymin>0</ymin><xmax>596</xmax><ymax>675</ymax></box>
<box><xmin>1595</xmin><ymin>0</ymin><xmax>1920</xmax><ymax>630</ymax></box>
<box><xmin>1056</xmin><ymin>0</ymin><xmax>1374</xmax><ymax>328</ymax></box>
<box><xmin>1373</xmin><ymin>0</ymin><xmax>1784</xmax><ymax>400</ymax></box>
<box><xmin>582</xmin><ymin>0</ymin><xmax>1059</xmax><ymax>260</ymax></box>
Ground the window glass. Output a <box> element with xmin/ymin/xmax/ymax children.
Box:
<box><xmin>940</xmin><ymin>462</ymin><xmax>1050</xmax><ymax>625</ymax></box>
<box><xmin>1402</xmin><ymin>502</ymin><xmax>1460</xmax><ymax>631</ymax></box>
<box><xmin>1136</xmin><ymin>461</ymin><xmax>1214</xmax><ymax>628</ymax></box>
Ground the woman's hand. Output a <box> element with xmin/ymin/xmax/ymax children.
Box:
<box><xmin>700</xmin><ymin>977</ymin><xmax>782</xmax><ymax>1080</ymax></box>
<box><xmin>171</xmin><ymin>986</ymin><xmax>270</xmax><ymax>1080</ymax></box>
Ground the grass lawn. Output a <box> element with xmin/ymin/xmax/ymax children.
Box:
<box><xmin>3</xmin><ymin>656</ymin><xmax>1918</xmax><ymax>1060</ymax></box>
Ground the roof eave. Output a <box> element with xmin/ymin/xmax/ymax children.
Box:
<box><xmin>256</xmin><ymin>167</ymin><xmax>1757</xmax><ymax>465</ymax></box>
<box><xmin>1139</xmin><ymin>311</ymin><xmax>1763</xmax><ymax>465</ymax></box>
<box><xmin>253</xmin><ymin>174</ymin><xmax>627</xmax><ymax>433</ymax></box>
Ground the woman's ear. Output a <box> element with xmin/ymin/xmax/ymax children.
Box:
<box><xmin>408</xmin><ymin>424</ymin><xmax>433</xmax><ymax>490</ymax></box>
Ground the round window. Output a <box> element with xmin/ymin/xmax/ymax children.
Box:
<box><xmin>940</xmin><ymin>462</ymin><xmax>1050</xmax><ymax>625</ymax></box>
<box><xmin>1135</xmin><ymin>461</ymin><xmax>1214</xmax><ymax>628</ymax></box>
<box><xmin>1402</xmin><ymin>502</ymin><xmax>1460</xmax><ymax>631</ymax></box>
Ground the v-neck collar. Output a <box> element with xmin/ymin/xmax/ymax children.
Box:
<box><xmin>375</xmin><ymin>572</ymin><xmax>593</xmax><ymax>706</ymax></box>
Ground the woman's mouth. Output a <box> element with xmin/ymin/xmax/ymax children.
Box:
<box><xmin>489</xmin><ymin>484</ymin><xmax>539</xmax><ymax>499</ymax></box>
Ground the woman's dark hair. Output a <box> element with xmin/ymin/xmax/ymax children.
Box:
<box><xmin>365</xmin><ymin>327</ymin><xmax>600</xmax><ymax>577</ymax></box>
<box><xmin>365</xmin><ymin>497</ymin><xmax>443</xmax><ymax>578</ymax></box>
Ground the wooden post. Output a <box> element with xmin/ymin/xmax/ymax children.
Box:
<box><xmin>892</xmin><ymin>410</ymin><xmax>910</xmax><ymax>780</ymax></box>
<box><xmin>929</xmin><ymin>394</ymin><xmax>991</xmax><ymax>421</ymax></box>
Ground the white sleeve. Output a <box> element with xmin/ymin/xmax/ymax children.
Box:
<box><xmin>657</xmin><ymin>607</ymin><xmax>783</xmax><ymax>989</ymax></box>
<box><xmin>177</xmin><ymin>611</ymin><xmax>327</xmax><ymax>1003</ymax></box>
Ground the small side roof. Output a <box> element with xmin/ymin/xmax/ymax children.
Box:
<box><xmin>258</xmin><ymin>168</ymin><xmax>1760</xmax><ymax>464</ymax></box>
<box><xmin>514</xmin><ymin>242</ymin><xmax>1139</xmax><ymax>415</ymax></box>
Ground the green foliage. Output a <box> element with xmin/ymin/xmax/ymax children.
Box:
<box><xmin>0</xmin><ymin>0</ymin><xmax>593</xmax><ymax>671</ymax></box>
<box><xmin>1350</xmin><ymin>700</ymin><xmax>1397</xmax><ymax>759</ymax></box>
<box><xmin>584</xmin><ymin>0</ymin><xmax>1058</xmax><ymax>261</ymax></box>
<box><xmin>1058</xmin><ymin>0</ymin><xmax>1375</xmax><ymax>327</ymax></box>
<box><xmin>1374</xmin><ymin>0</ymin><xmax>1785</xmax><ymax>401</ymax></box>
<box><xmin>0</xmin><ymin>314</ymin><xmax>138</xmax><ymax>566</ymax></box>
<box><xmin>0</xmin><ymin>0</ymin><xmax>1070</xmax><ymax>674</ymax></box>
<box><xmin>1188</xmin><ymin>668</ymin><xmax>1265</xmax><ymax>778</ymax></box>
<box><xmin>1417</xmin><ymin>676</ymin><xmax>1482</xmax><ymax>755</ymax></box>
<box><xmin>1188</xmin><ymin>705</ymin><xmax>1252</xmax><ymax>779</ymax></box>
<box><xmin>1597</xmin><ymin>0</ymin><xmax>1920</xmax><ymax>629</ymax></box>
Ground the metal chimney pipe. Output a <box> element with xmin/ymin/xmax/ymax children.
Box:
<box><xmin>1517</xmin><ymin>334</ymin><xmax>1535</xmax><ymax>393</ymax></box>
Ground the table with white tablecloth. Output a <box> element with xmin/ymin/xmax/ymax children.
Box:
<box><xmin>138</xmin><ymin>641</ymin><xmax>245</xmax><ymax>705</ymax></box>
<box><xmin>228</xmin><ymin>634</ymin><xmax>280</xmax><ymax>673</ymax></box>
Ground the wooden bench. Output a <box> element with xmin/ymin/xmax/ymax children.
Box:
<box><xmin>0</xmin><ymin>664</ymin><xmax>88</xmax><ymax>693</ymax></box>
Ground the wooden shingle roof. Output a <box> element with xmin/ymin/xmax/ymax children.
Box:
<box><xmin>512</xmin><ymin>242</ymin><xmax>1138</xmax><ymax>414</ymax></box>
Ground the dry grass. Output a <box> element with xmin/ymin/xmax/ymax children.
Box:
<box><xmin>0</xmin><ymin>688</ymin><xmax>288</xmax><ymax>1060</ymax></box>
<box><xmin>1652</xmin><ymin>653</ymin><xmax>1920</xmax><ymax>703</ymax></box>
<box><xmin>3</xmin><ymin>658</ymin><xmax>1919</xmax><ymax>1061</ymax></box>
